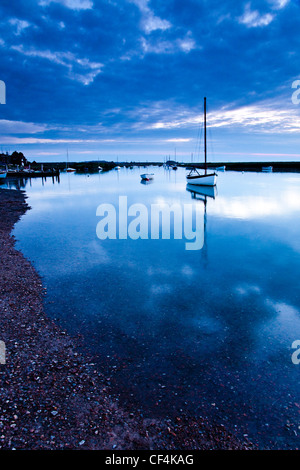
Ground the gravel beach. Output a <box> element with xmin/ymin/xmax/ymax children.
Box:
<box><xmin>0</xmin><ymin>187</ymin><xmax>254</xmax><ymax>450</ymax></box>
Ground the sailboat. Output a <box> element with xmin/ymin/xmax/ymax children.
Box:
<box><xmin>172</xmin><ymin>149</ymin><xmax>178</xmax><ymax>170</ymax></box>
<box><xmin>65</xmin><ymin>149</ymin><xmax>76</xmax><ymax>173</ymax></box>
<box><xmin>186</xmin><ymin>97</ymin><xmax>217</xmax><ymax>186</ymax></box>
<box><xmin>140</xmin><ymin>173</ymin><xmax>154</xmax><ymax>181</ymax></box>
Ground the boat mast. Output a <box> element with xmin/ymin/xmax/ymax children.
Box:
<box><xmin>204</xmin><ymin>97</ymin><xmax>207</xmax><ymax>175</ymax></box>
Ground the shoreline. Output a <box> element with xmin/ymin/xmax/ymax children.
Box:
<box><xmin>3</xmin><ymin>160</ymin><xmax>300</xmax><ymax>177</ymax></box>
<box><xmin>0</xmin><ymin>188</ymin><xmax>253</xmax><ymax>450</ymax></box>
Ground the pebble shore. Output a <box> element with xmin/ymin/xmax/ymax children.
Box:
<box><xmin>0</xmin><ymin>188</ymin><xmax>254</xmax><ymax>450</ymax></box>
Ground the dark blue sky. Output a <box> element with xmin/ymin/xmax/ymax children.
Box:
<box><xmin>1</xmin><ymin>0</ymin><xmax>300</xmax><ymax>162</ymax></box>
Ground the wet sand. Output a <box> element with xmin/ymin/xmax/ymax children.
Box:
<box><xmin>0</xmin><ymin>188</ymin><xmax>254</xmax><ymax>450</ymax></box>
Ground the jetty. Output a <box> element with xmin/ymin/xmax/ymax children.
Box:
<box><xmin>7</xmin><ymin>169</ymin><xmax>60</xmax><ymax>178</ymax></box>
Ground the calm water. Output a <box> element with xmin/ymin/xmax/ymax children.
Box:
<box><xmin>5</xmin><ymin>167</ymin><xmax>300</xmax><ymax>448</ymax></box>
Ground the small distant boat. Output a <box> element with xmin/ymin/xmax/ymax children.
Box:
<box><xmin>262</xmin><ymin>166</ymin><xmax>273</xmax><ymax>172</ymax></box>
<box><xmin>186</xmin><ymin>98</ymin><xmax>217</xmax><ymax>187</ymax></box>
<box><xmin>115</xmin><ymin>166</ymin><xmax>121</xmax><ymax>170</ymax></box>
<box><xmin>98</xmin><ymin>166</ymin><xmax>102</xmax><ymax>171</ymax></box>
<box><xmin>215</xmin><ymin>166</ymin><xmax>226</xmax><ymax>171</ymax></box>
<box><xmin>141</xmin><ymin>173</ymin><xmax>154</xmax><ymax>181</ymax></box>
<box><xmin>65</xmin><ymin>149</ymin><xmax>76</xmax><ymax>172</ymax></box>
<box><xmin>0</xmin><ymin>171</ymin><xmax>7</xmax><ymax>179</ymax></box>
<box><xmin>172</xmin><ymin>166</ymin><xmax>178</xmax><ymax>170</ymax></box>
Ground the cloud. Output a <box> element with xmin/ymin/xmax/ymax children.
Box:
<box><xmin>11</xmin><ymin>45</ymin><xmax>103</xmax><ymax>84</ymax></box>
<box><xmin>146</xmin><ymin>99</ymin><xmax>300</xmax><ymax>134</ymax></box>
<box><xmin>0</xmin><ymin>120</ymin><xmax>48</xmax><ymax>134</ymax></box>
<box><xmin>166</xmin><ymin>139</ymin><xmax>191</xmax><ymax>143</ymax></box>
<box><xmin>129</xmin><ymin>0</ymin><xmax>171</xmax><ymax>33</ymax></box>
<box><xmin>238</xmin><ymin>3</ymin><xmax>274</xmax><ymax>27</ymax></box>
<box><xmin>140</xmin><ymin>34</ymin><xmax>196</xmax><ymax>55</ymax></box>
<box><xmin>270</xmin><ymin>0</ymin><xmax>290</xmax><ymax>9</ymax></box>
<box><xmin>39</xmin><ymin>0</ymin><xmax>93</xmax><ymax>10</ymax></box>
<box><xmin>9</xmin><ymin>18</ymin><xmax>31</xmax><ymax>35</ymax></box>
<box><xmin>177</xmin><ymin>36</ymin><xmax>197</xmax><ymax>53</ymax></box>
<box><xmin>208</xmin><ymin>103</ymin><xmax>300</xmax><ymax>133</ymax></box>
<box><xmin>0</xmin><ymin>137</ymin><xmax>114</xmax><ymax>144</ymax></box>
<box><xmin>143</xmin><ymin>15</ymin><xmax>171</xmax><ymax>34</ymax></box>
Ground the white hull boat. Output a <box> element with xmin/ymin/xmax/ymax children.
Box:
<box><xmin>186</xmin><ymin>172</ymin><xmax>217</xmax><ymax>186</ymax></box>
<box><xmin>65</xmin><ymin>149</ymin><xmax>75</xmax><ymax>172</ymax></box>
<box><xmin>141</xmin><ymin>173</ymin><xmax>154</xmax><ymax>181</ymax></box>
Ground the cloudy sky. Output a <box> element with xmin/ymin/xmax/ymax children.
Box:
<box><xmin>1</xmin><ymin>0</ymin><xmax>300</xmax><ymax>162</ymax></box>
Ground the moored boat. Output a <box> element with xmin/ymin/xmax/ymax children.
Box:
<box><xmin>140</xmin><ymin>173</ymin><xmax>154</xmax><ymax>181</ymax></box>
<box><xmin>187</xmin><ymin>171</ymin><xmax>217</xmax><ymax>187</ymax></box>
<box><xmin>65</xmin><ymin>149</ymin><xmax>76</xmax><ymax>172</ymax></box>
<box><xmin>186</xmin><ymin>97</ymin><xmax>217</xmax><ymax>187</ymax></box>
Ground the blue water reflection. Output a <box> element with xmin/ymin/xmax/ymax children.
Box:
<box><xmin>8</xmin><ymin>168</ymin><xmax>300</xmax><ymax>448</ymax></box>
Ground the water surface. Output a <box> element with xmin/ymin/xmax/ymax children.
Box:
<box><xmin>6</xmin><ymin>167</ymin><xmax>300</xmax><ymax>448</ymax></box>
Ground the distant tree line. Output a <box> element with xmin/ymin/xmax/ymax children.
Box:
<box><xmin>0</xmin><ymin>151</ymin><xmax>29</xmax><ymax>166</ymax></box>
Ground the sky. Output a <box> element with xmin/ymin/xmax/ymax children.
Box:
<box><xmin>1</xmin><ymin>0</ymin><xmax>300</xmax><ymax>163</ymax></box>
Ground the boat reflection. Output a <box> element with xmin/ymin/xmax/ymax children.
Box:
<box><xmin>186</xmin><ymin>183</ymin><xmax>218</xmax><ymax>262</ymax></box>
<box><xmin>140</xmin><ymin>179</ymin><xmax>154</xmax><ymax>185</ymax></box>
<box><xmin>186</xmin><ymin>183</ymin><xmax>217</xmax><ymax>200</ymax></box>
